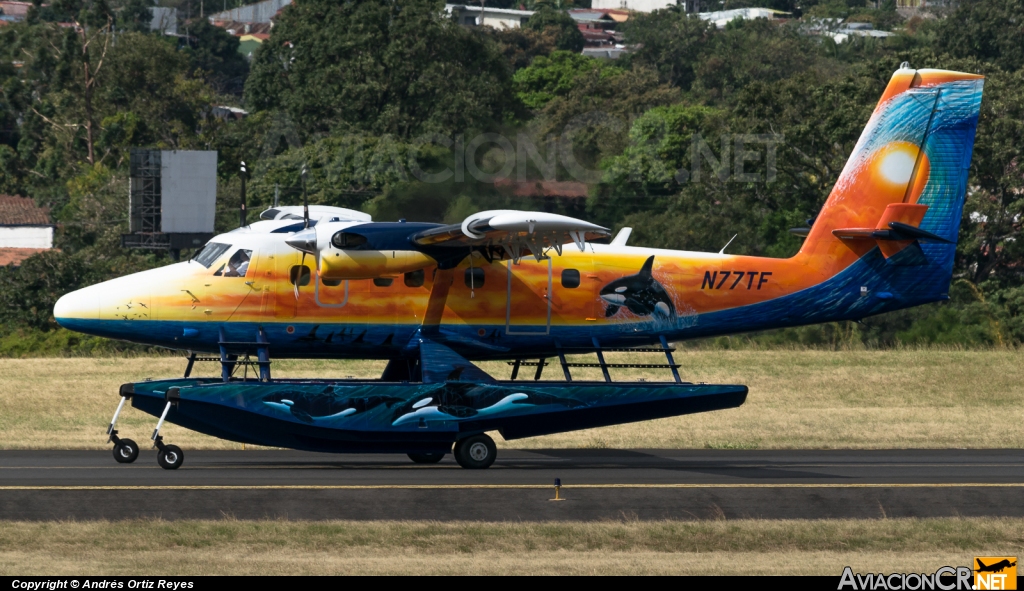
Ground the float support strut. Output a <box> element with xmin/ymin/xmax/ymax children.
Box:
<box><xmin>257</xmin><ymin>328</ymin><xmax>271</xmax><ymax>382</ymax></box>
<box><xmin>556</xmin><ymin>345</ymin><xmax>572</xmax><ymax>382</ymax></box>
<box><xmin>593</xmin><ymin>337</ymin><xmax>612</xmax><ymax>383</ymax></box>
<box><xmin>661</xmin><ymin>335</ymin><xmax>682</xmax><ymax>384</ymax></box>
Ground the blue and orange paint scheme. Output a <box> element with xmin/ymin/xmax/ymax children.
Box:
<box><xmin>54</xmin><ymin>66</ymin><xmax>985</xmax><ymax>468</ymax></box>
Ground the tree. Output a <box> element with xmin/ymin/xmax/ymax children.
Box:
<box><xmin>954</xmin><ymin>66</ymin><xmax>1024</xmax><ymax>287</ymax></box>
<box><xmin>936</xmin><ymin>0</ymin><xmax>1024</xmax><ymax>72</ymax></box>
<box><xmin>488</xmin><ymin>26</ymin><xmax>560</xmax><ymax>71</ymax></box>
<box><xmin>117</xmin><ymin>0</ymin><xmax>153</xmax><ymax>33</ymax></box>
<box><xmin>244</xmin><ymin>0</ymin><xmax>516</xmax><ymax>139</ymax></box>
<box><xmin>622</xmin><ymin>9</ymin><xmax>717</xmax><ymax>91</ymax></box>
<box><xmin>523</xmin><ymin>7</ymin><xmax>585</xmax><ymax>53</ymax></box>
<box><xmin>512</xmin><ymin>50</ymin><xmax>620</xmax><ymax>109</ymax></box>
<box><xmin>185</xmin><ymin>20</ymin><xmax>249</xmax><ymax>95</ymax></box>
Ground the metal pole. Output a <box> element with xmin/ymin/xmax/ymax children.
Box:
<box><xmin>301</xmin><ymin>167</ymin><xmax>310</xmax><ymax>229</ymax></box>
<box><xmin>239</xmin><ymin>161</ymin><xmax>249</xmax><ymax>228</ymax></box>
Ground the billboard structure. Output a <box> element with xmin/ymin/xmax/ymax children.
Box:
<box><xmin>123</xmin><ymin>149</ymin><xmax>218</xmax><ymax>258</ymax></box>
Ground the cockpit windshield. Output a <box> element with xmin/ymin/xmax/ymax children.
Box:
<box><xmin>214</xmin><ymin>249</ymin><xmax>253</xmax><ymax>277</ymax></box>
<box><xmin>194</xmin><ymin>242</ymin><xmax>231</xmax><ymax>268</ymax></box>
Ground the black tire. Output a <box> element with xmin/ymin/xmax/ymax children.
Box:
<box><xmin>453</xmin><ymin>434</ymin><xmax>496</xmax><ymax>469</ymax></box>
<box><xmin>408</xmin><ymin>452</ymin><xmax>445</xmax><ymax>464</ymax></box>
<box><xmin>157</xmin><ymin>444</ymin><xmax>184</xmax><ymax>470</ymax></box>
<box><xmin>113</xmin><ymin>439</ymin><xmax>139</xmax><ymax>464</ymax></box>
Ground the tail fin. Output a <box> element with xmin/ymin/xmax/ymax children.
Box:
<box><xmin>798</xmin><ymin>65</ymin><xmax>984</xmax><ymax>276</ymax></box>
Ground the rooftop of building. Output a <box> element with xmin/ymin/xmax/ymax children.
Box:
<box><xmin>0</xmin><ymin>195</ymin><xmax>51</xmax><ymax>226</ymax></box>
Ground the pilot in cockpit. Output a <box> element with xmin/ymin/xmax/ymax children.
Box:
<box><xmin>215</xmin><ymin>249</ymin><xmax>252</xmax><ymax>277</ymax></box>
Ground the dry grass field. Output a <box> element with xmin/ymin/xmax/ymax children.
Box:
<box><xmin>0</xmin><ymin>349</ymin><xmax>1020</xmax><ymax>449</ymax></box>
<box><xmin>1</xmin><ymin>518</ymin><xmax>1021</xmax><ymax>575</ymax></box>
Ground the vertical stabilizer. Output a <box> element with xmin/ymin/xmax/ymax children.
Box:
<box><xmin>797</xmin><ymin>66</ymin><xmax>984</xmax><ymax>283</ymax></box>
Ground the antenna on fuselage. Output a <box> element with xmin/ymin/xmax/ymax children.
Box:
<box><xmin>239</xmin><ymin>161</ymin><xmax>249</xmax><ymax>228</ymax></box>
<box><xmin>301</xmin><ymin>166</ymin><xmax>310</xmax><ymax>229</ymax></box>
<box><xmin>719</xmin><ymin>234</ymin><xmax>737</xmax><ymax>255</ymax></box>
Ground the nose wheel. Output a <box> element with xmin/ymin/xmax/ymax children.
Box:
<box><xmin>150</xmin><ymin>390</ymin><xmax>184</xmax><ymax>470</ymax></box>
<box><xmin>107</xmin><ymin>394</ymin><xmax>140</xmax><ymax>464</ymax></box>
<box><xmin>155</xmin><ymin>437</ymin><xmax>184</xmax><ymax>470</ymax></box>
<box><xmin>107</xmin><ymin>386</ymin><xmax>185</xmax><ymax>470</ymax></box>
<box><xmin>112</xmin><ymin>437</ymin><xmax>139</xmax><ymax>463</ymax></box>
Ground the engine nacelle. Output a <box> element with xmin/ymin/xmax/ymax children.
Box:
<box><xmin>319</xmin><ymin>249</ymin><xmax>435</xmax><ymax>280</ymax></box>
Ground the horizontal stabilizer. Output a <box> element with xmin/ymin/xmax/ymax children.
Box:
<box><xmin>832</xmin><ymin>222</ymin><xmax>951</xmax><ymax>243</ymax></box>
<box><xmin>879</xmin><ymin>221</ymin><xmax>951</xmax><ymax>243</ymax></box>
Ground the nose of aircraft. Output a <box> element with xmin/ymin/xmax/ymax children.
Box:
<box><xmin>53</xmin><ymin>284</ymin><xmax>102</xmax><ymax>327</ymax></box>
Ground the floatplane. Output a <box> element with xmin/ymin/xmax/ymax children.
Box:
<box><xmin>54</xmin><ymin>65</ymin><xmax>983</xmax><ymax>469</ymax></box>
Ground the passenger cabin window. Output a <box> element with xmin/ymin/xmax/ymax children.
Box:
<box><xmin>321</xmin><ymin>277</ymin><xmax>343</xmax><ymax>287</ymax></box>
<box><xmin>373</xmin><ymin>277</ymin><xmax>393</xmax><ymax>287</ymax></box>
<box><xmin>561</xmin><ymin>268</ymin><xmax>581</xmax><ymax>289</ymax></box>
<box><xmin>194</xmin><ymin>242</ymin><xmax>231</xmax><ymax>268</ymax></box>
<box><xmin>465</xmin><ymin>268</ymin><xmax>485</xmax><ymax>289</ymax></box>
<box><xmin>331</xmin><ymin>232</ymin><xmax>370</xmax><ymax>250</ymax></box>
<box><xmin>404</xmin><ymin>269</ymin><xmax>425</xmax><ymax>287</ymax></box>
<box><xmin>290</xmin><ymin>265</ymin><xmax>311</xmax><ymax>286</ymax></box>
<box><xmin>214</xmin><ymin>249</ymin><xmax>252</xmax><ymax>277</ymax></box>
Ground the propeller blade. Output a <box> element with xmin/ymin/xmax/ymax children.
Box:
<box><xmin>295</xmin><ymin>252</ymin><xmax>305</xmax><ymax>300</ymax></box>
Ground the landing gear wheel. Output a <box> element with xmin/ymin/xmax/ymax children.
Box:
<box><xmin>157</xmin><ymin>444</ymin><xmax>184</xmax><ymax>470</ymax></box>
<box><xmin>113</xmin><ymin>439</ymin><xmax>139</xmax><ymax>464</ymax></box>
<box><xmin>408</xmin><ymin>452</ymin><xmax>445</xmax><ymax>464</ymax></box>
<box><xmin>453</xmin><ymin>434</ymin><xmax>496</xmax><ymax>470</ymax></box>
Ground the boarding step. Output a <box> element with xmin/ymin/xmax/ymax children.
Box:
<box><xmin>555</xmin><ymin>347</ymin><xmax>676</xmax><ymax>353</ymax></box>
<box><xmin>218</xmin><ymin>341</ymin><xmax>268</xmax><ymax>348</ymax></box>
<box><xmin>508</xmin><ymin>361</ymin><xmax>680</xmax><ymax>369</ymax></box>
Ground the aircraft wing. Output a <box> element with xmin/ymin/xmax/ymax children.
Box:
<box><xmin>411</xmin><ymin>210</ymin><xmax>610</xmax><ymax>261</ymax></box>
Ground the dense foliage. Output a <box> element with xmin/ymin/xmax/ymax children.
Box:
<box><xmin>1</xmin><ymin>0</ymin><xmax>1023</xmax><ymax>353</ymax></box>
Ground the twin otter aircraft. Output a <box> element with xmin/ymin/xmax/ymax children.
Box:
<box><xmin>55</xmin><ymin>66</ymin><xmax>984</xmax><ymax>469</ymax></box>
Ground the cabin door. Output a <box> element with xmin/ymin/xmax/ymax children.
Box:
<box><xmin>211</xmin><ymin>247</ymin><xmax>262</xmax><ymax>322</ymax></box>
<box><xmin>549</xmin><ymin>253</ymin><xmax>597</xmax><ymax>330</ymax></box>
<box><xmin>252</xmin><ymin>252</ymin><xmax>276</xmax><ymax>323</ymax></box>
<box><xmin>505</xmin><ymin>257</ymin><xmax>552</xmax><ymax>335</ymax></box>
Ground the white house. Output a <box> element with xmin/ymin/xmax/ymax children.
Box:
<box><xmin>698</xmin><ymin>7</ymin><xmax>786</xmax><ymax>27</ymax></box>
<box><xmin>208</xmin><ymin>0</ymin><xmax>291</xmax><ymax>24</ymax></box>
<box><xmin>0</xmin><ymin>194</ymin><xmax>53</xmax><ymax>267</ymax></box>
<box><xmin>446</xmin><ymin>4</ymin><xmax>534</xmax><ymax>29</ymax></box>
<box><xmin>591</xmin><ymin>0</ymin><xmax>700</xmax><ymax>13</ymax></box>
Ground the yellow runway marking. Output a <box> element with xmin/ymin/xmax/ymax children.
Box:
<box><xmin>0</xmin><ymin>483</ymin><xmax>1022</xmax><ymax>491</ymax></box>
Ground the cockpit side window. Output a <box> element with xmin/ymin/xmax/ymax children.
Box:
<box><xmin>331</xmin><ymin>232</ymin><xmax>371</xmax><ymax>250</ymax></box>
<box><xmin>214</xmin><ymin>249</ymin><xmax>253</xmax><ymax>277</ymax></box>
<box><xmin>194</xmin><ymin>242</ymin><xmax>231</xmax><ymax>268</ymax></box>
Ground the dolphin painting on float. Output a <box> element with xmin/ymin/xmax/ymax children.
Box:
<box><xmin>261</xmin><ymin>388</ymin><xmax>404</xmax><ymax>423</ymax></box>
<box><xmin>600</xmin><ymin>255</ymin><xmax>676</xmax><ymax>318</ymax></box>
<box><xmin>390</xmin><ymin>383</ymin><xmax>589</xmax><ymax>426</ymax></box>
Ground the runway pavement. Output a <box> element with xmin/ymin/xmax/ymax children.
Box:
<box><xmin>1</xmin><ymin>449</ymin><xmax>1021</xmax><ymax>521</ymax></box>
